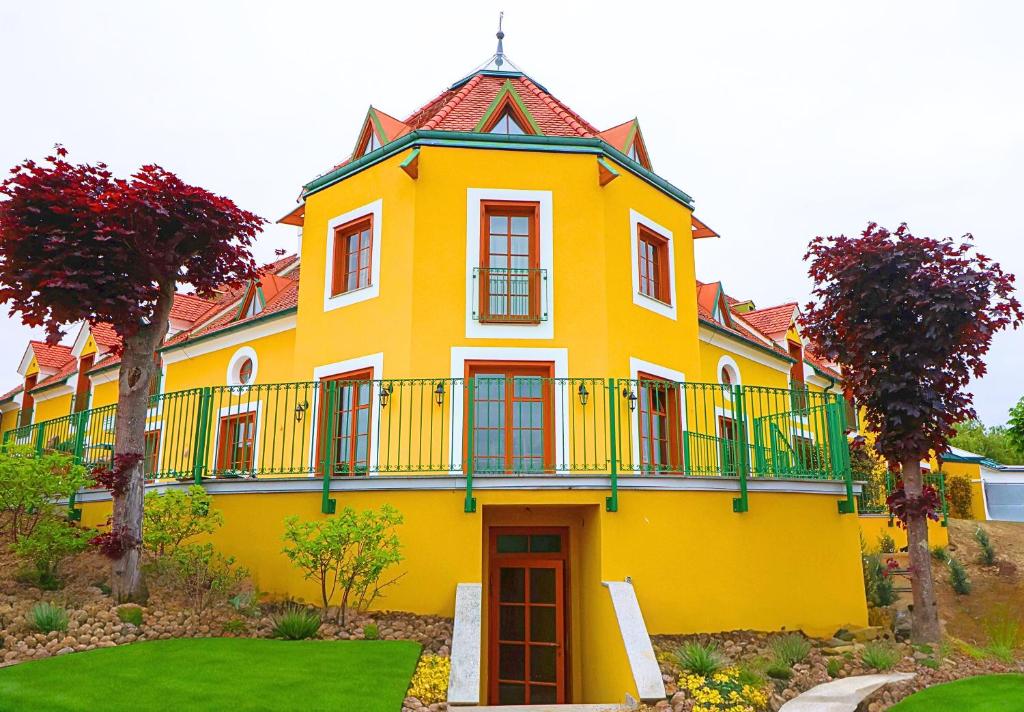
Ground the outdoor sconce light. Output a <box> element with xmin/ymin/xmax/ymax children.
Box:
<box><xmin>434</xmin><ymin>382</ymin><xmax>446</xmax><ymax>406</ymax></box>
<box><xmin>379</xmin><ymin>384</ymin><xmax>394</xmax><ymax>408</ymax></box>
<box><xmin>621</xmin><ymin>386</ymin><xmax>637</xmax><ymax>412</ymax></box>
<box><xmin>577</xmin><ymin>383</ymin><xmax>589</xmax><ymax>407</ymax></box>
<box><xmin>294</xmin><ymin>400</ymin><xmax>309</xmax><ymax>422</ymax></box>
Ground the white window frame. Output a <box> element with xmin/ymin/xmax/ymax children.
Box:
<box><xmin>323</xmin><ymin>199</ymin><xmax>383</xmax><ymax>313</ymax></box>
<box><xmin>210</xmin><ymin>401</ymin><xmax>263</xmax><ymax>474</ymax></box>
<box><xmin>629</xmin><ymin>210</ymin><xmax>677</xmax><ymax>320</ymax></box>
<box><xmin>449</xmin><ymin>346</ymin><xmax>569</xmax><ymax>473</ymax></box>
<box><xmin>628</xmin><ymin>357</ymin><xmax>686</xmax><ymax>471</ymax></box>
<box><xmin>466</xmin><ymin>189</ymin><xmax>554</xmax><ymax>339</ymax></box>
<box><xmin>226</xmin><ymin>347</ymin><xmax>259</xmax><ymax>387</ymax></box>
<box><xmin>308</xmin><ymin>352</ymin><xmax>385</xmax><ymax>476</ymax></box>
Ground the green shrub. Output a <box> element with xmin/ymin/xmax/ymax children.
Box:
<box><xmin>0</xmin><ymin>448</ymin><xmax>90</xmax><ymax>542</ymax></box>
<box><xmin>736</xmin><ymin>661</ymin><xmax>766</xmax><ymax>688</ymax></box>
<box><xmin>271</xmin><ymin>606</ymin><xmax>321</xmax><ymax>640</ymax></box>
<box><xmin>920</xmin><ymin>658</ymin><xmax>940</xmax><ymax>669</ymax></box>
<box><xmin>29</xmin><ymin>602</ymin><xmax>69</xmax><ymax>633</ymax></box>
<box><xmin>765</xmin><ymin>662</ymin><xmax>792</xmax><ymax>680</ymax></box>
<box><xmin>861</xmin><ymin>641</ymin><xmax>901</xmax><ymax>671</ymax></box>
<box><xmin>229</xmin><ymin>590</ymin><xmax>261</xmax><ymax>617</ymax></box>
<box><xmin>975</xmin><ymin>526</ymin><xmax>996</xmax><ymax>565</ymax></box>
<box><xmin>877</xmin><ymin>532</ymin><xmax>896</xmax><ymax>554</ymax></box>
<box><xmin>931</xmin><ymin>546</ymin><xmax>950</xmax><ymax>562</ymax></box>
<box><xmin>946</xmin><ymin>475</ymin><xmax>973</xmax><ymax>518</ymax></box>
<box><xmin>769</xmin><ymin>633</ymin><xmax>811</xmax><ymax>667</ymax></box>
<box><xmin>117</xmin><ymin>606</ymin><xmax>143</xmax><ymax>626</ymax></box>
<box><xmin>825</xmin><ymin>657</ymin><xmax>843</xmax><ymax>678</ymax></box>
<box><xmin>948</xmin><ymin>557</ymin><xmax>972</xmax><ymax>595</ymax></box>
<box><xmin>143</xmin><ymin>485</ymin><xmax>223</xmax><ymax>556</ymax></box>
<box><xmin>862</xmin><ymin>553</ymin><xmax>898</xmax><ymax>607</ymax></box>
<box><xmin>12</xmin><ymin>515</ymin><xmax>92</xmax><ymax>589</ymax></box>
<box><xmin>673</xmin><ymin>640</ymin><xmax>727</xmax><ymax>676</ymax></box>
<box><xmin>362</xmin><ymin>623</ymin><xmax>379</xmax><ymax>640</ymax></box>
<box><xmin>223</xmin><ymin>618</ymin><xmax>247</xmax><ymax>635</ymax></box>
<box><xmin>281</xmin><ymin>505</ymin><xmax>403</xmax><ymax>624</ymax></box>
<box><xmin>148</xmin><ymin>543</ymin><xmax>248</xmax><ymax>614</ymax></box>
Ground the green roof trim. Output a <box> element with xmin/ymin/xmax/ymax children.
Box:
<box><xmin>399</xmin><ymin>147</ymin><xmax>420</xmax><ymax>170</ymax></box>
<box><xmin>158</xmin><ymin>306</ymin><xmax>297</xmax><ymax>356</ymax></box>
<box><xmin>368</xmin><ymin>108</ymin><xmax>389</xmax><ymax>142</ymax></box>
<box><xmin>596</xmin><ymin>157</ymin><xmax>619</xmax><ymax>178</ymax></box>
<box><xmin>473</xmin><ymin>79</ymin><xmax>543</xmax><ymax>135</ymax></box>
<box><xmin>301</xmin><ymin>131</ymin><xmax>695</xmax><ymax>208</ymax></box>
<box><xmin>623</xmin><ymin>120</ymin><xmax>639</xmax><ymax>152</ymax></box>
<box><xmin>698</xmin><ymin>318</ymin><xmax>795</xmax><ymax>364</ymax></box>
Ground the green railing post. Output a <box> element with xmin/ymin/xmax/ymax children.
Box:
<box><xmin>33</xmin><ymin>422</ymin><xmax>45</xmax><ymax>456</ymax></box>
<box><xmin>67</xmin><ymin>409</ymin><xmax>89</xmax><ymax>521</ymax></box>
<box><xmin>886</xmin><ymin>471</ymin><xmax>895</xmax><ymax>527</ymax></box>
<box><xmin>732</xmin><ymin>385</ymin><xmax>749</xmax><ymax>513</ymax></box>
<box><xmin>464</xmin><ymin>378</ymin><xmax>477</xmax><ymax>513</ymax></box>
<box><xmin>191</xmin><ymin>387</ymin><xmax>213</xmax><ymax>484</ymax></box>
<box><xmin>938</xmin><ymin>471</ymin><xmax>949</xmax><ymax>527</ymax></box>
<box><xmin>321</xmin><ymin>382</ymin><xmax>337</xmax><ymax>514</ymax></box>
<box><xmin>605</xmin><ymin>378</ymin><xmax>618</xmax><ymax>512</ymax></box>
<box><xmin>833</xmin><ymin>397</ymin><xmax>856</xmax><ymax>514</ymax></box>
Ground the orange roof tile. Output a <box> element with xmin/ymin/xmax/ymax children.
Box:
<box><xmin>169</xmin><ymin>293</ymin><xmax>218</xmax><ymax>323</ymax></box>
<box><xmin>32</xmin><ymin>360</ymin><xmax>78</xmax><ymax>392</ymax></box>
<box><xmin>741</xmin><ymin>303</ymin><xmax>799</xmax><ymax>339</ymax></box>
<box><xmin>89</xmin><ymin>322</ymin><xmax>122</xmax><ymax>350</ymax></box>
<box><xmin>29</xmin><ymin>341</ymin><xmax>75</xmax><ymax>371</ymax></box>
<box><xmin>1</xmin><ymin>384</ymin><xmax>23</xmax><ymax>402</ymax></box>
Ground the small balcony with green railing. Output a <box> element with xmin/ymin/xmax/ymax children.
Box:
<box><xmin>3</xmin><ymin>377</ymin><xmax>856</xmax><ymax>515</ymax></box>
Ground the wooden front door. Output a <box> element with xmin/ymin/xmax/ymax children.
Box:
<box><xmin>488</xmin><ymin>528</ymin><xmax>568</xmax><ymax>705</ymax></box>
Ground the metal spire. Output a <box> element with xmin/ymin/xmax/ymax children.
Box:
<box><xmin>495</xmin><ymin>12</ymin><xmax>505</xmax><ymax>70</ymax></box>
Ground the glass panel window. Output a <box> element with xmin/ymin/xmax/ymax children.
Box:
<box><xmin>637</xmin><ymin>374</ymin><xmax>680</xmax><ymax>473</ymax></box>
<box><xmin>331</xmin><ymin>217</ymin><xmax>373</xmax><ymax>297</ymax></box>
<box><xmin>321</xmin><ymin>368</ymin><xmax>373</xmax><ymax>476</ymax></box>
<box><xmin>637</xmin><ymin>226</ymin><xmax>669</xmax><ymax>304</ymax></box>
<box><xmin>480</xmin><ymin>202</ymin><xmax>540</xmax><ymax>323</ymax></box>
<box><xmin>468</xmin><ymin>363</ymin><xmax>552</xmax><ymax>474</ymax></box>
<box><xmin>488</xmin><ymin>109</ymin><xmax>527</xmax><ymax>135</ymax></box>
<box><xmin>216</xmin><ymin>412</ymin><xmax>257</xmax><ymax>473</ymax></box>
<box><xmin>143</xmin><ymin>429</ymin><xmax>161</xmax><ymax>478</ymax></box>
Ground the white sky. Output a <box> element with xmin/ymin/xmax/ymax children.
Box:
<box><xmin>1</xmin><ymin>1</ymin><xmax>1021</xmax><ymax>424</ymax></box>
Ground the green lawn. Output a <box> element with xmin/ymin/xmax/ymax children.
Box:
<box><xmin>0</xmin><ymin>638</ymin><xmax>421</xmax><ymax>711</ymax></box>
<box><xmin>890</xmin><ymin>674</ymin><xmax>1024</xmax><ymax>711</ymax></box>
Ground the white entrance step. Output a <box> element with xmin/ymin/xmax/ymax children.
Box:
<box><xmin>779</xmin><ymin>672</ymin><xmax>916</xmax><ymax>711</ymax></box>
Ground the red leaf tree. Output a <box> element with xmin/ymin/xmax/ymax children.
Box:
<box><xmin>0</xmin><ymin>147</ymin><xmax>262</xmax><ymax>600</ymax></box>
<box><xmin>802</xmin><ymin>222</ymin><xmax>1021</xmax><ymax>642</ymax></box>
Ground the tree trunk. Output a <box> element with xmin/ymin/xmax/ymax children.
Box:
<box><xmin>110</xmin><ymin>280</ymin><xmax>174</xmax><ymax>602</ymax></box>
<box><xmin>902</xmin><ymin>457</ymin><xmax>941</xmax><ymax>643</ymax></box>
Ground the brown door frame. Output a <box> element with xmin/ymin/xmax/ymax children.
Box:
<box><xmin>487</xmin><ymin>526</ymin><xmax>570</xmax><ymax>705</ymax></box>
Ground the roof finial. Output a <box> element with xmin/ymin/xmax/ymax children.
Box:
<box><xmin>495</xmin><ymin>12</ymin><xmax>505</xmax><ymax>70</ymax></box>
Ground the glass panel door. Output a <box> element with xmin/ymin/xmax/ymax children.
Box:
<box><xmin>469</xmin><ymin>364</ymin><xmax>552</xmax><ymax>474</ymax></box>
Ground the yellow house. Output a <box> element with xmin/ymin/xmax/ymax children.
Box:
<box><xmin>2</xmin><ymin>48</ymin><xmax>873</xmax><ymax>706</ymax></box>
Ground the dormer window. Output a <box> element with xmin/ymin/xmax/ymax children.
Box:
<box><xmin>237</xmin><ymin>287</ymin><xmax>263</xmax><ymax>320</ymax></box>
<box><xmin>488</xmin><ymin>109</ymin><xmax>526</xmax><ymax>135</ymax></box>
<box><xmin>243</xmin><ymin>295</ymin><xmax>262</xmax><ymax>318</ymax></box>
<box><xmin>360</xmin><ymin>130</ymin><xmax>382</xmax><ymax>156</ymax></box>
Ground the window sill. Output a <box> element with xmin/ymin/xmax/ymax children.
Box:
<box><xmin>329</xmin><ymin>284</ymin><xmax>374</xmax><ymax>299</ymax></box>
<box><xmin>636</xmin><ymin>292</ymin><xmax>673</xmax><ymax>308</ymax></box>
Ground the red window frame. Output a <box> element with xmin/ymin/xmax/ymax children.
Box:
<box><xmin>636</xmin><ymin>372</ymin><xmax>681</xmax><ymax>473</ymax></box>
<box><xmin>466</xmin><ymin>361</ymin><xmax>554</xmax><ymax>474</ymax></box>
<box><xmin>74</xmin><ymin>354</ymin><xmax>94</xmax><ymax>413</ymax></box>
<box><xmin>144</xmin><ymin>429</ymin><xmax>161</xmax><ymax>479</ymax></box>
<box><xmin>318</xmin><ymin>367</ymin><xmax>374</xmax><ymax>476</ymax></box>
<box><xmin>331</xmin><ymin>215</ymin><xmax>374</xmax><ymax>297</ymax></box>
<box><xmin>215</xmin><ymin>411</ymin><xmax>257</xmax><ymax>473</ymax></box>
<box><xmin>479</xmin><ymin>201</ymin><xmax>541</xmax><ymax>324</ymax></box>
<box><xmin>637</xmin><ymin>226</ymin><xmax>670</xmax><ymax>304</ymax></box>
<box><xmin>238</xmin><ymin>358</ymin><xmax>254</xmax><ymax>385</ymax></box>
<box><xmin>788</xmin><ymin>340</ymin><xmax>807</xmax><ymax>410</ymax></box>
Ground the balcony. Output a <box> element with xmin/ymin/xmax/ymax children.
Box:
<box><xmin>472</xmin><ymin>267</ymin><xmax>548</xmax><ymax>323</ymax></box>
<box><xmin>5</xmin><ymin>377</ymin><xmax>856</xmax><ymax>514</ymax></box>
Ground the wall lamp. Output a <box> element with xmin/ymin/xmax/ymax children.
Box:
<box><xmin>379</xmin><ymin>384</ymin><xmax>394</xmax><ymax>408</ymax></box>
<box><xmin>434</xmin><ymin>382</ymin><xmax>446</xmax><ymax>406</ymax></box>
<box><xmin>621</xmin><ymin>386</ymin><xmax>637</xmax><ymax>412</ymax></box>
<box><xmin>577</xmin><ymin>383</ymin><xmax>589</xmax><ymax>407</ymax></box>
<box><xmin>294</xmin><ymin>400</ymin><xmax>309</xmax><ymax>422</ymax></box>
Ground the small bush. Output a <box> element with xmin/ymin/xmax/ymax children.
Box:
<box><xmin>861</xmin><ymin>641</ymin><xmax>901</xmax><ymax>671</ymax></box>
<box><xmin>920</xmin><ymin>658</ymin><xmax>940</xmax><ymax>669</ymax></box>
<box><xmin>931</xmin><ymin>546</ymin><xmax>950</xmax><ymax>563</ymax></box>
<box><xmin>983</xmin><ymin>606</ymin><xmax>1021</xmax><ymax>663</ymax></box>
<box><xmin>229</xmin><ymin>590</ymin><xmax>261</xmax><ymax>618</ymax></box>
<box><xmin>862</xmin><ymin>553</ymin><xmax>898</xmax><ymax>607</ymax></box>
<box><xmin>29</xmin><ymin>602</ymin><xmax>69</xmax><ymax>633</ymax></box>
<box><xmin>769</xmin><ymin>633</ymin><xmax>811</xmax><ymax>666</ymax></box>
<box><xmin>736</xmin><ymin>661</ymin><xmax>766</xmax><ymax>688</ymax></box>
<box><xmin>765</xmin><ymin>662</ymin><xmax>792</xmax><ymax>680</ymax></box>
<box><xmin>148</xmin><ymin>543</ymin><xmax>248</xmax><ymax>614</ymax></box>
<box><xmin>223</xmin><ymin>618</ymin><xmax>247</xmax><ymax>635</ymax></box>
<box><xmin>143</xmin><ymin>485</ymin><xmax>223</xmax><ymax>556</ymax></box>
<box><xmin>117</xmin><ymin>606</ymin><xmax>143</xmax><ymax>626</ymax></box>
<box><xmin>975</xmin><ymin>526</ymin><xmax>996</xmax><ymax>565</ymax></box>
<box><xmin>826</xmin><ymin>657</ymin><xmax>843</xmax><ymax>678</ymax></box>
<box><xmin>271</xmin><ymin>606</ymin><xmax>321</xmax><ymax>640</ymax></box>
<box><xmin>877</xmin><ymin>532</ymin><xmax>896</xmax><ymax>554</ymax></box>
<box><xmin>12</xmin><ymin>515</ymin><xmax>91</xmax><ymax>589</ymax></box>
<box><xmin>946</xmin><ymin>475</ymin><xmax>973</xmax><ymax>518</ymax></box>
<box><xmin>673</xmin><ymin>640</ymin><xmax>727</xmax><ymax>676</ymax></box>
<box><xmin>363</xmin><ymin>623</ymin><xmax>379</xmax><ymax>640</ymax></box>
<box><xmin>407</xmin><ymin>654</ymin><xmax>451</xmax><ymax>705</ymax></box>
<box><xmin>948</xmin><ymin>557</ymin><xmax>972</xmax><ymax>595</ymax></box>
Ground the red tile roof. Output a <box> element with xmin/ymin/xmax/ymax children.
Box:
<box><xmin>1</xmin><ymin>384</ymin><xmax>23</xmax><ymax>402</ymax></box>
<box><xmin>741</xmin><ymin>303</ymin><xmax>799</xmax><ymax>340</ymax></box>
<box><xmin>29</xmin><ymin>341</ymin><xmax>75</xmax><ymax>371</ymax></box>
<box><xmin>90</xmin><ymin>322</ymin><xmax>122</xmax><ymax>350</ymax></box>
<box><xmin>31</xmin><ymin>360</ymin><xmax>78</xmax><ymax>392</ymax></box>
<box><xmin>169</xmin><ymin>293</ymin><xmax>218</xmax><ymax>323</ymax></box>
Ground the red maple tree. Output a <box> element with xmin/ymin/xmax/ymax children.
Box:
<box><xmin>0</xmin><ymin>147</ymin><xmax>262</xmax><ymax>600</ymax></box>
<box><xmin>802</xmin><ymin>222</ymin><xmax>1021</xmax><ymax>642</ymax></box>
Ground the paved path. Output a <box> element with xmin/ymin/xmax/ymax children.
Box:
<box><xmin>779</xmin><ymin>673</ymin><xmax>916</xmax><ymax>711</ymax></box>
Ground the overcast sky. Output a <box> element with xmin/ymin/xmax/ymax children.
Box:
<box><xmin>1</xmin><ymin>1</ymin><xmax>1021</xmax><ymax>424</ymax></box>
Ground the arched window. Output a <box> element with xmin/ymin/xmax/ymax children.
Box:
<box><xmin>227</xmin><ymin>348</ymin><xmax>258</xmax><ymax>387</ymax></box>
<box><xmin>238</xmin><ymin>358</ymin><xmax>254</xmax><ymax>385</ymax></box>
<box><xmin>720</xmin><ymin>365</ymin><xmax>733</xmax><ymax>386</ymax></box>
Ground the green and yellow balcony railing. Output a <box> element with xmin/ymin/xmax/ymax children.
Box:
<box><xmin>2</xmin><ymin>378</ymin><xmax>856</xmax><ymax>516</ymax></box>
<box><xmin>855</xmin><ymin>470</ymin><xmax>949</xmax><ymax>527</ymax></box>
